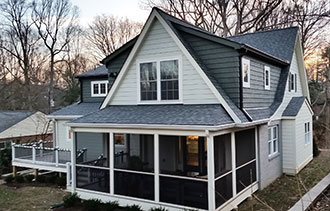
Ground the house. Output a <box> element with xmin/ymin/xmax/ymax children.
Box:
<box><xmin>0</xmin><ymin>111</ymin><xmax>52</xmax><ymax>148</ymax></box>
<box><xmin>12</xmin><ymin>7</ymin><xmax>313</xmax><ymax>211</ymax></box>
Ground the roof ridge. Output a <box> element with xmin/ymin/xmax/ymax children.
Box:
<box><xmin>228</xmin><ymin>26</ymin><xmax>299</xmax><ymax>38</ymax></box>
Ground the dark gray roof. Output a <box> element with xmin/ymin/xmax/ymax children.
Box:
<box><xmin>282</xmin><ymin>97</ymin><xmax>306</xmax><ymax>117</ymax></box>
<box><xmin>50</xmin><ymin>103</ymin><xmax>101</xmax><ymax>117</ymax></box>
<box><xmin>0</xmin><ymin>111</ymin><xmax>33</xmax><ymax>133</ymax></box>
<box><xmin>228</xmin><ymin>27</ymin><xmax>298</xmax><ymax>62</ymax></box>
<box><xmin>245</xmin><ymin>108</ymin><xmax>272</xmax><ymax>121</ymax></box>
<box><xmin>71</xmin><ymin>104</ymin><xmax>234</xmax><ymax>126</ymax></box>
<box><xmin>76</xmin><ymin>65</ymin><xmax>108</xmax><ymax>78</ymax></box>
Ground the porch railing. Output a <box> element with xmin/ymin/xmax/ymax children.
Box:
<box><xmin>12</xmin><ymin>141</ymin><xmax>71</xmax><ymax>168</ymax></box>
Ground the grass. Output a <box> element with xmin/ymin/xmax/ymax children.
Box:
<box><xmin>238</xmin><ymin>151</ymin><xmax>330</xmax><ymax>211</ymax></box>
<box><xmin>0</xmin><ymin>184</ymin><xmax>66</xmax><ymax>211</ymax></box>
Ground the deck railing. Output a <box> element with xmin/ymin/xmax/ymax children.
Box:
<box><xmin>12</xmin><ymin>141</ymin><xmax>71</xmax><ymax>168</ymax></box>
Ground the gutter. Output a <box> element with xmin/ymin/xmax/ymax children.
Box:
<box><xmin>46</xmin><ymin>115</ymin><xmax>82</xmax><ymax>120</ymax></box>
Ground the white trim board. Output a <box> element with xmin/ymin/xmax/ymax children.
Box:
<box><xmin>100</xmin><ymin>9</ymin><xmax>241</xmax><ymax>123</ymax></box>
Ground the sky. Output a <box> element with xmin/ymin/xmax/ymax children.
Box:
<box><xmin>71</xmin><ymin>0</ymin><xmax>151</xmax><ymax>26</ymax></box>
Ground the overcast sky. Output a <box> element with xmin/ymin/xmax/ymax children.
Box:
<box><xmin>71</xmin><ymin>0</ymin><xmax>151</xmax><ymax>25</ymax></box>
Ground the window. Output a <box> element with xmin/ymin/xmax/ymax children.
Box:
<box><xmin>242</xmin><ymin>58</ymin><xmax>250</xmax><ymax>88</ymax></box>
<box><xmin>268</xmin><ymin>125</ymin><xmax>279</xmax><ymax>157</ymax></box>
<box><xmin>288</xmin><ymin>73</ymin><xmax>297</xmax><ymax>92</ymax></box>
<box><xmin>139</xmin><ymin>58</ymin><xmax>180</xmax><ymax>102</ymax></box>
<box><xmin>91</xmin><ymin>80</ymin><xmax>109</xmax><ymax>97</ymax></box>
<box><xmin>305</xmin><ymin>122</ymin><xmax>311</xmax><ymax>145</ymax></box>
<box><xmin>114</xmin><ymin>133</ymin><xmax>125</xmax><ymax>145</ymax></box>
<box><xmin>264</xmin><ymin>66</ymin><xmax>270</xmax><ymax>90</ymax></box>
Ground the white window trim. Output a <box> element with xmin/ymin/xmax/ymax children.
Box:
<box><xmin>264</xmin><ymin>66</ymin><xmax>270</xmax><ymax>90</ymax></box>
<box><xmin>288</xmin><ymin>72</ymin><xmax>297</xmax><ymax>92</ymax></box>
<box><xmin>305</xmin><ymin>122</ymin><xmax>311</xmax><ymax>145</ymax></box>
<box><xmin>268</xmin><ymin>125</ymin><xmax>279</xmax><ymax>158</ymax></box>
<box><xmin>137</xmin><ymin>56</ymin><xmax>183</xmax><ymax>104</ymax></box>
<box><xmin>91</xmin><ymin>80</ymin><xmax>109</xmax><ymax>97</ymax></box>
<box><xmin>242</xmin><ymin>57</ymin><xmax>250</xmax><ymax>88</ymax></box>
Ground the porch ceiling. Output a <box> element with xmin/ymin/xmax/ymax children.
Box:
<box><xmin>70</xmin><ymin>104</ymin><xmax>234</xmax><ymax>126</ymax></box>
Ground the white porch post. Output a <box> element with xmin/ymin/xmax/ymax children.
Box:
<box><xmin>11</xmin><ymin>142</ymin><xmax>15</xmax><ymax>161</ymax></box>
<box><xmin>154</xmin><ymin>134</ymin><xmax>159</xmax><ymax>202</ymax></box>
<box><xmin>55</xmin><ymin>147</ymin><xmax>59</xmax><ymax>167</ymax></box>
<box><xmin>66</xmin><ymin>162</ymin><xmax>71</xmax><ymax>187</ymax></box>
<box><xmin>32</xmin><ymin>144</ymin><xmax>36</xmax><ymax>164</ymax></box>
<box><xmin>109</xmin><ymin>132</ymin><xmax>114</xmax><ymax>195</ymax></box>
<box><xmin>71</xmin><ymin>132</ymin><xmax>76</xmax><ymax>192</ymax></box>
<box><xmin>207</xmin><ymin>131</ymin><xmax>215</xmax><ymax>211</ymax></box>
<box><xmin>255</xmin><ymin>127</ymin><xmax>259</xmax><ymax>184</ymax></box>
<box><xmin>231</xmin><ymin>132</ymin><xmax>237</xmax><ymax>197</ymax></box>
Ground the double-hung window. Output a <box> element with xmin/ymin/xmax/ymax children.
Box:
<box><xmin>91</xmin><ymin>80</ymin><xmax>109</xmax><ymax>97</ymax></box>
<box><xmin>264</xmin><ymin>66</ymin><xmax>270</xmax><ymax>90</ymax></box>
<box><xmin>242</xmin><ymin>58</ymin><xmax>250</xmax><ymax>88</ymax></box>
<box><xmin>305</xmin><ymin>122</ymin><xmax>311</xmax><ymax>145</ymax></box>
<box><xmin>139</xmin><ymin>58</ymin><xmax>180</xmax><ymax>103</ymax></box>
<box><xmin>268</xmin><ymin>125</ymin><xmax>279</xmax><ymax>157</ymax></box>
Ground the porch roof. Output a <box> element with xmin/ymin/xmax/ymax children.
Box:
<box><xmin>282</xmin><ymin>96</ymin><xmax>306</xmax><ymax>117</ymax></box>
<box><xmin>49</xmin><ymin>102</ymin><xmax>101</xmax><ymax>117</ymax></box>
<box><xmin>70</xmin><ymin>104</ymin><xmax>234</xmax><ymax>126</ymax></box>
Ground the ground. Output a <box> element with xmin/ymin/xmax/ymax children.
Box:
<box><xmin>238</xmin><ymin>151</ymin><xmax>330</xmax><ymax>211</ymax></box>
<box><xmin>0</xmin><ymin>184</ymin><xmax>66</xmax><ymax>211</ymax></box>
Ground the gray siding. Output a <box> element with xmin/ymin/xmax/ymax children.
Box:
<box><xmin>258</xmin><ymin>123</ymin><xmax>282</xmax><ymax>189</ymax></box>
<box><xmin>179</xmin><ymin>30</ymin><xmax>240</xmax><ymax>106</ymax></box>
<box><xmin>107</xmin><ymin>47</ymin><xmax>132</xmax><ymax>74</ymax></box>
<box><xmin>81</xmin><ymin>77</ymin><xmax>109</xmax><ymax>103</ymax></box>
<box><xmin>243</xmin><ymin>57</ymin><xmax>282</xmax><ymax>108</ymax></box>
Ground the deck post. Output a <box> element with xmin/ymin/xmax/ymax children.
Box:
<box><xmin>154</xmin><ymin>134</ymin><xmax>159</xmax><ymax>203</ymax></box>
<box><xmin>32</xmin><ymin>144</ymin><xmax>36</xmax><ymax>164</ymax></box>
<box><xmin>11</xmin><ymin>142</ymin><xmax>15</xmax><ymax>162</ymax></box>
<box><xmin>66</xmin><ymin>162</ymin><xmax>71</xmax><ymax>187</ymax></box>
<box><xmin>12</xmin><ymin>166</ymin><xmax>17</xmax><ymax>177</ymax></box>
<box><xmin>231</xmin><ymin>132</ymin><xmax>237</xmax><ymax>197</ymax></box>
<box><xmin>35</xmin><ymin>169</ymin><xmax>39</xmax><ymax>178</ymax></box>
<box><xmin>109</xmin><ymin>132</ymin><xmax>114</xmax><ymax>195</ymax></box>
<box><xmin>206</xmin><ymin>130</ymin><xmax>215</xmax><ymax>211</ymax></box>
<box><xmin>71</xmin><ymin>132</ymin><xmax>76</xmax><ymax>193</ymax></box>
<box><xmin>55</xmin><ymin>147</ymin><xmax>59</xmax><ymax>167</ymax></box>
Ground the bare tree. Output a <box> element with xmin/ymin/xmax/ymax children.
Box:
<box><xmin>86</xmin><ymin>15</ymin><xmax>142</xmax><ymax>61</ymax></box>
<box><xmin>32</xmin><ymin>0</ymin><xmax>79</xmax><ymax>112</ymax></box>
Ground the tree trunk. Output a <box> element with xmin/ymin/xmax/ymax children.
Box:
<box><xmin>49</xmin><ymin>54</ymin><xmax>55</xmax><ymax>113</ymax></box>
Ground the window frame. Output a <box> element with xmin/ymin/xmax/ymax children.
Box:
<box><xmin>91</xmin><ymin>80</ymin><xmax>109</xmax><ymax>97</ymax></box>
<box><xmin>268</xmin><ymin>125</ymin><xmax>279</xmax><ymax>158</ymax></box>
<box><xmin>137</xmin><ymin>56</ymin><xmax>183</xmax><ymax>104</ymax></box>
<box><xmin>264</xmin><ymin>66</ymin><xmax>270</xmax><ymax>90</ymax></box>
<box><xmin>288</xmin><ymin>73</ymin><xmax>297</xmax><ymax>92</ymax></box>
<box><xmin>305</xmin><ymin>122</ymin><xmax>311</xmax><ymax>145</ymax></box>
<box><xmin>242</xmin><ymin>57</ymin><xmax>250</xmax><ymax>88</ymax></box>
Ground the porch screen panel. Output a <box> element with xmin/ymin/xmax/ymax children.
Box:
<box><xmin>114</xmin><ymin>171</ymin><xmax>154</xmax><ymax>200</ymax></box>
<box><xmin>214</xmin><ymin>134</ymin><xmax>232</xmax><ymax>177</ymax></box>
<box><xmin>235</xmin><ymin>129</ymin><xmax>256</xmax><ymax>194</ymax></box>
<box><xmin>215</xmin><ymin>173</ymin><xmax>232</xmax><ymax>208</ymax></box>
<box><xmin>76</xmin><ymin>132</ymin><xmax>109</xmax><ymax>167</ymax></box>
<box><xmin>159</xmin><ymin>176</ymin><xmax>208</xmax><ymax>210</ymax></box>
<box><xmin>76</xmin><ymin>166</ymin><xmax>110</xmax><ymax>193</ymax></box>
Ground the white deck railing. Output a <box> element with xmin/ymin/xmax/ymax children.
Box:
<box><xmin>12</xmin><ymin>141</ymin><xmax>71</xmax><ymax>169</ymax></box>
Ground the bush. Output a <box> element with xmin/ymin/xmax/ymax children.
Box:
<box><xmin>24</xmin><ymin>174</ymin><xmax>35</xmax><ymax>182</ymax></box>
<box><xmin>4</xmin><ymin>175</ymin><xmax>13</xmax><ymax>183</ymax></box>
<box><xmin>45</xmin><ymin>174</ymin><xmax>57</xmax><ymax>184</ymax></box>
<box><xmin>35</xmin><ymin>175</ymin><xmax>46</xmax><ymax>183</ymax></box>
<box><xmin>14</xmin><ymin>175</ymin><xmax>24</xmax><ymax>183</ymax></box>
<box><xmin>125</xmin><ymin>205</ymin><xmax>143</xmax><ymax>211</ymax></box>
<box><xmin>103</xmin><ymin>201</ymin><xmax>119</xmax><ymax>211</ymax></box>
<box><xmin>55</xmin><ymin>176</ymin><xmax>66</xmax><ymax>186</ymax></box>
<box><xmin>150</xmin><ymin>207</ymin><xmax>168</xmax><ymax>211</ymax></box>
<box><xmin>83</xmin><ymin>199</ymin><xmax>102</xmax><ymax>211</ymax></box>
<box><xmin>63</xmin><ymin>193</ymin><xmax>81</xmax><ymax>208</ymax></box>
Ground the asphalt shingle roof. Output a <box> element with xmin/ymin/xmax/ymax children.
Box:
<box><xmin>76</xmin><ymin>65</ymin><xmax>108</xmax><ymax>78</ymax></box>
<box><xmin>50</xmin><ymin>103</ymin><xmax>101</xmax><ymax>116</ymax></box>
<box><xmin>228</xmin><ymin>27</ymin><xmax>298</xmax><ymax>62</ymax></box>
<box><xmin>71</xmin><ymin>104</ymin><xmax>234</xmax><ymax>126</ymax></box>
<box><xmin>0</xmin><ymin>111</ymin><xmax>33</xmax><ymax>133</ymax></box>
<box><xmin>282</xmin><ymin>97</ymin><xmax>306</xmax><ymax>117</ymax></box>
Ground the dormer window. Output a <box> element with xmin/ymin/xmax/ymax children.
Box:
<box><xmin>91</xmin><ymin>80</ymin><xmax>109</xmax><ymax>97</ymax></box>
<box><xmin>138</xmin><ymin>58</ymin><xmax>181</xmax><ymax>103</ymax></box>
<box><xmin>242</xmin><ymin>58</ymin><xmax>250</xmax><ymax>88</ymax></box>
<box><xmin>264</xmin><ymin>66</ymin><xmax>270</xmax><ymax>90</ymax></box>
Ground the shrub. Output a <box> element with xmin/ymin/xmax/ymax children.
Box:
<box><xmin>150</xmin><ymin>207</ymin><xmax>168</xmax><ymax>211</ymax></box>
<box><xmin>83</xmin><ymin>199</ymin><xmax>102</xmax><ymax>211</ymax></box>
<box><xmin>125</xmin><ymin>205</ymin><xmax>143</xmax><ymax>211</ymax></box>
<box><xmin>103</xmin><ymin>201</ymin><xmax>119</xmax><ymax>210</ymax></box>
<box><xmin>45</xmin><ymin>174</ymin><xmax>57</xmax><ymax>184</ymax></box>
<box><xmin>24</xmin><ymin>174</ymin><xmax>35</xmax><ymax>182</ymax></box>
<box><xmin>35</xmin><ymin>175</ymin><xmax>46</xmax><ymax>183</ymax></box>
<box><xmin>4</xmin><ymin>175</ymin><xmax>13</xmax><ymax>183</ymax></box>
<box><xmin>63</xmin><ymin>193</ymin><xmax>81</xmax><ymax>208</ymax></box>
<box><xmin>14</xmin><ymin>175</ymin><xmax>24</xmax><ymax>183</ymax></box>
<box><xmin>55</xmin><ymin>176</ymin><xmax>66</xmax><ymax>186</ymax></box>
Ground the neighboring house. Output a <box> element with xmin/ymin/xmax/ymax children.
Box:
<box><xmin>12</xmin><ymin>7</ymin><xmax>313</xmax><ymax>211</ymax></box>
